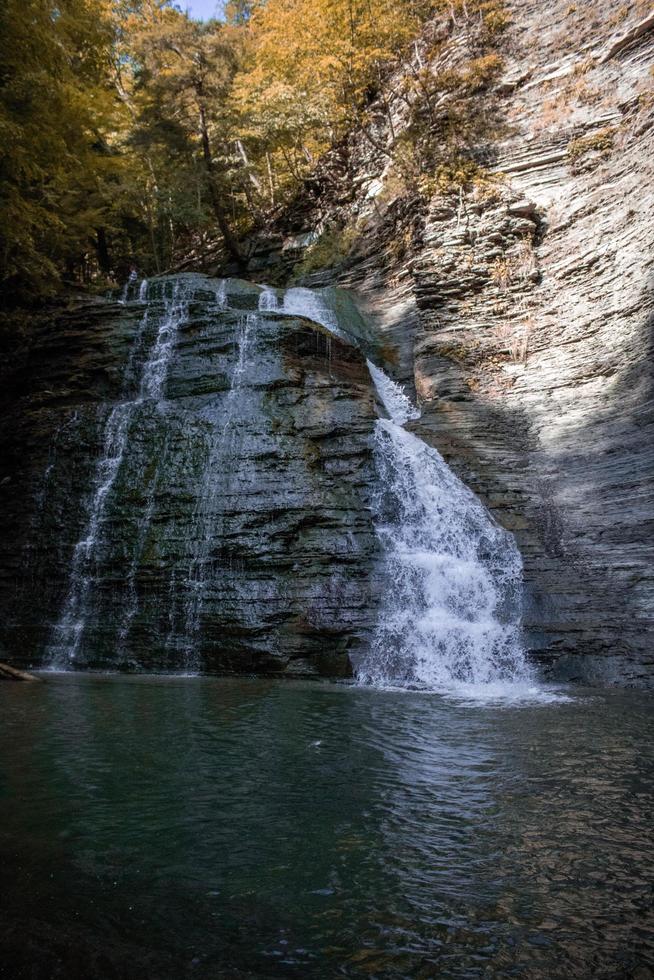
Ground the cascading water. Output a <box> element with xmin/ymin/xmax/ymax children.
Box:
<box><xmin>47</xmin><ymin>277</ymin><xmax>197</xmax><ymax>668</ymax></box>
<box><xmin>47</xmin><ymin>403</ymin><xmax>134</xmax><ymax>666</ymax></box>
<box><xmin>44</xmin><ymin>274</ymin><xmax>532</xmax><ymax>689</ymax></box>
<box><xmin>265</xmin><ymin>285</ymin><xmax>533</xmax><ymax>694</ymax></box>
<box><xmin>259</xmin><ymin>285</ymin><xmax>347</xmax><ymax>339</ymax></box>
<box><xmin>361</xmin><ymin>363</ymin><xmax>532</xmax><ymax>693</ymax></box>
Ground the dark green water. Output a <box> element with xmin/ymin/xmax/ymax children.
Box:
<box><xmin>1</xmin><ymin>675</ymin><xmax>653</xmax><ymax>979</ymax></box>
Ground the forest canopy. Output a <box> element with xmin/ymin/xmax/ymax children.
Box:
<box><xmin>0</xmin><ymin>0</ymin><xmax>497</xmax><ymax>304</ymax></box>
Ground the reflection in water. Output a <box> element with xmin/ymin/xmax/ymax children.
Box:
<box><xmin>0</xmin><ymin>675</ymin><xmax>653</xmax><ymax>979</ymax></box>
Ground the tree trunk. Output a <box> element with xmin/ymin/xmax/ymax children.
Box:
<box><xmin>95</xmin><ymin>227</ymin><xmax>111</xmax><ymax>275</ymax></box>
<box><xmin>266</xmin><ymin>152</ymin><xmax>275</xmax><ymax>205</ymax></box>
<box><xmin>197</xmin><ymin>100</ymin><xmax>243</xmax><ymax>266</ymax></box>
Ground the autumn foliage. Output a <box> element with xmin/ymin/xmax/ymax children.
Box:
<box><xmin>0</xmin><ymin>0</ymin><xmax>502</xmax><ymax>302</ymax></box>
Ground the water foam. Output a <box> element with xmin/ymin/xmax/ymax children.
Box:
<box><xmin>357</xmin><ymin>413</ymin><xmax>531</xmax><ymax>694</ymax></box>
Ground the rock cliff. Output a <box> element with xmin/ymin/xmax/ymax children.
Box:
<box><xmin>1</xmin><ymin>1</ymin><xmax>652</xmax><ymax>685</ymax></box>
<box><xmin>248</xmin><ymin>0</ymin><xmax>654</xmax><ymax>684</ymax></box>
<box><xmin>0</xmin><ymin>279</ymin><xmax>380</xmax><ymax>675</ymax></box>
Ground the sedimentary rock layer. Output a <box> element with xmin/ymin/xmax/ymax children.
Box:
<box><xmin>0</xmin><ymin>279</ymin><xmax>380</xmax><ymax>675</ymax></box>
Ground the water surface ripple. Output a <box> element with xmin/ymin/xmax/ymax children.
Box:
<box><xmin>1</xmin><ymin>675</ymin><xmax>652</xmax><ymax>979</ymax></box>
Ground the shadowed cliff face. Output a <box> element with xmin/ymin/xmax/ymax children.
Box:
<box><xmin>0</xmin><ymin>277</ymin><xmax>380</xmax><ymax>675</ymax></box>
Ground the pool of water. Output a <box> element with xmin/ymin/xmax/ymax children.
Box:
<box><xmin>1</xmin><ymin>674</ymin><xmax>653</xmax><ymax>979</ymax></box>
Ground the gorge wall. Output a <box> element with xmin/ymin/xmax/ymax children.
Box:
<box><xmin>1</xmin><ymin>0</ymin><xmax>652</xmax><ymax>686</ymax></box>
<box><xmin>242</xmin><ymin>0</ymin><xmax>654</xmax><ymax>684</ymax></box>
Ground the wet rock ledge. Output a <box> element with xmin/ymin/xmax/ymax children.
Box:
<box><xmin>0</xmin><ymin>280</ymin><xmax>381</xmax><ymax>676</ymax></box>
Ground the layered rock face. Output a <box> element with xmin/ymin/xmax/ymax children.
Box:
<box><xmin>408</xmin><ymin>12</ymin><xmax>654</xmax><ymax>683</ymax></box>
<box><xmin>256</xmin><ymin>1</ymin><xmax>654</xmax><ymax>684</ymax></box>
<box><xmin>0</xmin><ymin>278</ymin><xmax>379</xmax><ymax>675</ymax></box>
<box><xmin>2</xmin><ymin>5</ymin><xmax>652</xmax><ymax>685</ymax></box>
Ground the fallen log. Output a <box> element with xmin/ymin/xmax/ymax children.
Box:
<box><xmin>0</xmin><ymin>662</ymin><xmax>42</xmax><ymax>682</ymax></box>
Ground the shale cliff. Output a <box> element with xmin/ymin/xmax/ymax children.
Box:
<box><xmin>1</xmin><ymin>1</ymin><xmax>652</xmax><ymax>686</ymax></box>
<box><xmin>244</xmin><ymin>0</ymin><xmax>654</xmax><ymax>684</ymax></box>
<box><xmin>0</xmin><ymin>280</ymin><xmax>379</xmax><ymax>675</ymax></box>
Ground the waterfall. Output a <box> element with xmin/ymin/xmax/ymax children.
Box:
<box><xmin>45</xmin><ymin>275</ymin><xmax>533</xmax><ymax>688</ymax></box>
<box><xmin>360</xmin><ymin>363</ymin><xmax>532</xmax><ymax>693</ymax></box>
<box><xmin>118</xmin><ymin>271</ymin><xmax>143</xmax><ymax>305</ymax></box>
<box><xmin>263</xmin><ymin>285</ymin><xmax>533</xmax><ymax>694</ymax></box>
<box><xmin>258</xmin><ymin>285</ymin><xmax>347</xmax><ymax>339</ymax></box>
<box><xmin>47</xmin><ymin>277</ymin><xmax>196</xmax><ymax>668</ymax></box>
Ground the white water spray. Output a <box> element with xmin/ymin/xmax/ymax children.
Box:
<box><xmin>360</xmin><ymin>361</ymin><xmax>533</xmax><ymax>693</ymax></box>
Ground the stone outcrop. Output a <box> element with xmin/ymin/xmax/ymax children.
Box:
<box><xmin>0</xmin><ymin>279</ymin><xmax>380</xmax><ymax>675</ymax></box>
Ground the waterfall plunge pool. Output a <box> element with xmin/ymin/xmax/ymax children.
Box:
<box><xmin>1</xmin><ymin>673</ymin><xmax>653</xmax><ymax>979</ymax></box>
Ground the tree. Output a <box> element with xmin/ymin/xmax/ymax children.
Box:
<box><xmin>0</xmin><ymin>0</ymin><xmax>450</xmax><ymax>301</ymax></box>
<box><xmin>233</xmin><ymin>0</ymin><xmax>425</xmax><ymax>197</ymax></box>
<box><xmin>0</xmin><ymin>0</ymin><xmax>124</xmax><ymax>302</ymax></box>
<box><xmin>125</xmin><ymin>2</ymin><xmax>245</xmax><ymax>264</ymax></box>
